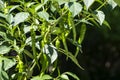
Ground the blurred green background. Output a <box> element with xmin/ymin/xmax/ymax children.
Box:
<box><xmin>59</xmin><ymin>6</ymin><xmax>120</xmax><ymax>80</ymax></box>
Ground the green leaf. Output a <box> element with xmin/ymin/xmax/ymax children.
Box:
<box><xmin>65</xmin><ymin>72</ymin><xmax>80</xmax><ymax>80</ymax></box>
<box><xmin>60</xmin><ymin>74</ymin><xmax>69</xmax><ymax>80</ymax></box>
<box><xmin>14</xmin><ymin>12</ymin><xmax>29</xmax><ymax>26</ymax></box>
<box><xmin>95</xmin><ymin>10</ymin><xmax>105</xmax><ymax>25</ymax></box>
<box><xmin>41</xmin><ymin>74</ymin><xmax>53</xmax><ymax>79</ymax></box>
<box><xmin>59</xmin><ymin>48</ymin><xmax>84</xmax><ymax>70</ymax></box>
<box><xmin>43</xmin><ymin>44</ymin><xmax>58</xmax><ymax>64</ymax></box>
<box><xmin>6</xmin><ymin>14</ymin><xmax>14</xmax><ymax>24</ymax></box>
<box><xmin>0</xmin><ymin>31</ymin><xmax>9</xmax><ymax>41</ymax></box>
<box><xmin>9</xmin><ymin>5</ymin><xmax>19</xmax><ymax>13</ymax></box>
<box><xmin>3</xmin><ymin>58</ymin><xmax>16</xmax><ymax>71</ymax></box>
<box><xmin>114</xmin><ymin>0</ymin><xmax>120</xmax><ymax>7</ymax></box>
<box><xmin>31</xmin><ymin>76</ymin><xmax>40</xmax><ymax>80</ymax></box>
<box><xmin>67</xmin><ymin>2</ymin><xmax>82</xmax><ymax>17</ymax></box>
<box><xmin>38</xmin><ymin>11</ymin><xmax>49</xmax><ymax>21</ymax></box>
<box><xmin>0</xmin><ymin>13</ymin><xmax>6</xmax><ymax>18</ymax></box>
<box><xmin>107</xmin><ymin>0</ymin><xmax>117</xmax><ymax>9</ymax></box>
<box><xmin>103</xmin><ymin>20</ymin><xmax>111</xmax><ymax>29</ymax></box>
<box><xmin>79</xmin><ymin>24</ymin><xmax>86</xmax><ymax>44</ymax></box>
<box><xmin>0</xmin><ymin>46</ymin><xmax>11</xmax><ymax>54</ymax></box>
<box><xmin>31</xmin><ymin>75</ymin><xmax>52</xmax><ymax>80</ymax></box>
<box><xmin>83</xmin><ymin>0</ymin><xmax>95</xmax><ymax>10</ymax></box>
<box><xmin>31</xmin><ymin>28</ymin><xmax>39</xmax><ymax>68</ymax></box>
<box><xmin>1</xmin><ymin>71</ymin><xmax>9</xmax><ymax>80</ymax></box>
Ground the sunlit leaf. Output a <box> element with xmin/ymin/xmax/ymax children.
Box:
<box><xmin>1</xmin><ymin>57</ymin><xmax>16</xmax><ymax>71</ymax></box>
<box><xmin>31</xmin><ymin>76</ymin><xmax>40</xmax><ymax>80</ymax></box>
<box><xmin>83</xmin><ymin>0</ymin><xmax>95</xmax><ymax>10</ymax></box>
<box><xmin>107</xmin><ymin>0</ymin><xmax>117</xmax><ymax>9</ymax></box>
<box><xmin>0</xmin><ymin>46</ymin><xmax>11</xmax><ymax>54</ymax></box>
<box><xmin>6</xmin><ymin>14</ymin><xmax>14</xmax><ymax>24</ymax></box>
<box><xmin>60</xmin><ymin>74</ymin><xmax>69</xmax><ymax>80</ymax></box>
<box><xmin>96</xmin><ymin>10</ymin><xmax>105</xmax><ymax>25</ymax></box>
<box><xmin>43</xmin><ymin>44</ymin><xmax>58</xmax><ymax>64</ymax></box>
<box><xmin>38</xmin><ymin>11</ymin><xmax>49</xmax><ymax>21</ymax></box>
<box><xmin>67</xmin><ymin>2</ymin><xmax>82</xmax><ymax>17</ymax></box>
<box><xmin>41</xmin><ymin>75</ymin><xmax>53</xmax><ymax>79</ymax></box>
<box><xmin>14</xmin><ymin>12</ymin><xmax>29</xmax><ymax>26</ymax></box>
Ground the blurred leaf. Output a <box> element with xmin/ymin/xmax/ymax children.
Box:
<box><xmin>79</xmin><ymin>23</ymin><xmax>86</xmax><ymax>44</ymax></box>
<box><xmin>67</xmin><ymin>2</ymin><xmax>82</xmax><ymax>17</ymax></box>
<box><xmin>14</xmin><ymin>12</ymin><xmax>29</xmax><ymax>26</ymax></box>
<box><xmin>60</xmin><ymin>74</ymin><xmax>69</xmax><ymax>80</ymax></box>
<box><xmin>31</xmin><ymin>76</ymin><xmax>40</xmax><ymax>80</ymax></box>
<box><xmin>103</xmin><ymin>20</ymin><xmax>111</xmax><ymax>29</ymax></box>
<box><xmin>41</xmin><ymin>74</ymin><xmax>53</xmax><ymax>79</ymax></box>
<box><xmin>9</xmin><ymin>5</ymin><xmax>19</xmax><ymax>13</ymax></box>
<box><xmin>38</xmin><ymin>11</ymin><xmax>49</xmax><ymax>21</ymax></box>
<box><xmin>31</xmin><ymin>74</ymin><xmax>52</xmax><ymax>80</ymax></box>
<box><xmin>6</xmin><ymin>14</ymin><xmax>14</xmax><ymax>24</ymax></box>
<box><xmin>107</xmin><ymin>0</ymin><xmax>117</xmax><ymax>9</ymax></box>
<box><xmin>35</xmin><ymin>4</ymin><xmax>43</xmax><ymax>12</ymax></box>
<box><xmin>83</xmin><ymin>0</ymin><xmax>95</xmax><ymax>10</ymax></box>
<box><xmin>65</xmin><ymin>72</ymin><xmax>80</xmax><ymax>80</ymax></box>
<box><xmin>1</xmin><ymin>71</ymin><xmax>9</xmax><ymax>80</ymax></box>
<box><xmin>59</xmin><ymin>48</ymin><xmax>84</xmax><ymax>70</ymax></box>
<box><xmin>0</xmin><ymin>13</ymin><xmax>6</xmax><ymax>18</ymax></box>
<box><xmin>0</xmin><ymin>57</ymin><xmax>16</xmax><ymax>71</ymax></box>
<box><xmin>0</xmin><ymin>31</ymin><xmax>9</xmax><ymax>41</ymax></box>
<box><xmin>43</xmin><ymin>44</ymin><xmax>58</xmax><ymax>64</ymax></box>
<box><xmin>0</xmin><ymin>46</ymin><xmax>11</xmax><ymax>54</ymax></box>
<box><xmin>114</xmin><ymin>0</ymin><xmax>120</xmax><ymax>7</ymax></box>
<box><xmin>96</xmin><ymin>10</ymin><xmax>105</xmax><ymax>25</ymax></box>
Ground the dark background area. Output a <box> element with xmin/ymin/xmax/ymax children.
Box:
<box><xmin>60</xmin><ymin>6</ymin><xmax>120</xmax><ymax>80</ymax></box>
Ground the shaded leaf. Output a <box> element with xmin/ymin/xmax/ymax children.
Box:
<box><xmin>0</xmin><ymin>13</ymin><xmax>6</xmax><ymax>18</ymax></box>
<box><xmin>9</xmin><ymin>5</ymin><xmax>19</xmax><ymax>13</ymax></box>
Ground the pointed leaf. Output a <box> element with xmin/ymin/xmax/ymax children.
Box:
<box><xmin>83</xmin><ymin>0</ymin><xmax>95</xmax><ymax>10</ymax></box>
<box><xmin>43</xmin><ymin>44</ymin><xmax>58</xmax><ymax>64</ymax></box>
<box><xmin>41</xmin><ymin>75</ymin><xmax>53</xmax><ymax>79</ymax></box>
<box><xmin>38</xmin><ymin>11</ymin><xmax>49</xmax><ymax>21</ymax></box>
<box><xmin>9</xmin><ymin>5</ymin><xmax>19</xmax><ymax>13</ymax></box>
<box><xmin>96</xmin><ymin>11</ymin><xmax>105</xmax><ymax>25</ymax></box>
<box><xmin>108</xmin><ymin>0</ymin><xmax>117</xmax><ymax>9</ymax></box>
<box><xmin>67</xmin><ymin>2</ymin><xmax>82</xmax><ymax>17</ymax></box>
<box><xmin>60</xmin><ymin>74</ymin><xmax>69</xmax><ymax>80</ymax></box>
<box><xmin>6</xmin><ymin>14</ymin><xmax>14</xmax><ymax>24</ymax></box>
<box><xmin>14</xmin><ymin>12</ymin><xmax>29</xmax><ymax>26</ymax></box>
<box><xmin>0</xmin><ymin>46</ymin><xmax>11</xmax><ymax>54</ymax></box>
<box><xmin>2</xmin><ymin>58</ymin><xmax>16</xmax><ymax>71</ymax></box>
<box><xmin>65</xmin><ymin>72</ymin><xmax>80</xmax><ymax>80</ymax></box>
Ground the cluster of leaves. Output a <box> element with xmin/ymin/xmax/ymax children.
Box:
<box><xmin>0</xmin><ymin>0</ymin><xmax>119</xmax><ymax>80</ymax></box>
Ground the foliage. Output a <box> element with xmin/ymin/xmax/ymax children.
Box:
<box><xmin>0</xmin><ymin>0</ymin><xmax>118</xmax><ymax>79</ymax></box>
